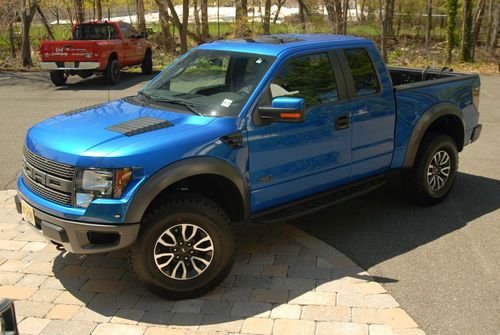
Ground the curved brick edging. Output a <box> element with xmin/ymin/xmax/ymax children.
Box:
<box><xmin>0</xmin><ymin>190</ymin><xmax>425</xmax><ymax>335</ymax></box>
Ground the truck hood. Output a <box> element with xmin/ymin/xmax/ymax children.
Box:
<box><xmin>26</xmin><ymin>99</ymin><xmax>218</xmax><ymax>169</ymax></box>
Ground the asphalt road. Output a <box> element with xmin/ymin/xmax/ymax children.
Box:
<box><xmin>0</xmin><ymin>71</ymin><xmax>498</xmax><ymax>335</ymax></box>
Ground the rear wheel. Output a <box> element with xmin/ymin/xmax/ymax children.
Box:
<box><xmin>141</xmin><ymin>51</ymin><xmax>153</xmax><ymax>75</ymax></box>
<box><xmin>130</xmin><ymin>193</ymin><xmax>236</xmax><ymax>299</ymax></box>
<box><xmin>49</xmin><ymin>70</ymin><xmax>67</xmax><ymax>86</ymax></box>
<box><xmin>402</xmin><ymin>132</ymin><xmax>458</xmax><ymax>205</ymax></box>
<box><xmin>104</xmin><ymin>59</ymin><xmax>120</xmax><ymax>85</ymax></box>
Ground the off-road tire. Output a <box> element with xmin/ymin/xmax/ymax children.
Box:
<box><xmin>141</xmin><ymin>51</ymin><xmax>153</xmax><ymax>75</ymax></box>
<box><xmin>104</xmin><ymin>59</ymin><xmax>120</xmax><ymax>85</ymax></box>
<box><xmin>402</xmin><ymin>132</ymin><xmax>458</xmax><ymax>205</ymax></box>
<box><xmin>49</xmin><ymin>70</ymin><xmax>67</xmax><ymax>86</ymax></box>
<box><xmin>129</xmin><ymin>192</ymin><xmax>236</xmax><ymax>299</ymax></box>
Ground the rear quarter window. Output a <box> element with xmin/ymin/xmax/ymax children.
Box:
<box><xmin>343</xmin><ymin>48</ymin><xmax>380</xmax><ymax>97</ymax></box>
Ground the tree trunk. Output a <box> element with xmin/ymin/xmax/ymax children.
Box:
<box><xmin>9</xmin><ymin>22</ymin><xmax>16</xmax><ymax>58</ymax></box>
<box><xmin>263</xmin><ymin>0</ymin><xmax>271</xmax><ymax>34</ymax></box>
<box><xmin>485</xmin><ymin>0</ymin><xmax>494</xmax><ymax>47</ymax></box>
<box><xmin>445</xmin><ymin>0</ymin><xmax>458</xmax><ymax>63</ymax></box>
<box><xmin>360</xmin><ymin>0</ymin><xmax>366</xmax><ymax>21</ymax></box>
<box><xmin>425</xmin><ymin>0</ymin><xmax>432</xmax><ymax>50</ymax></box>
<box><xmin>96</xmin><ymin>0</ymin><xmax>102</xmax><ymax>20</ymax></box>
<box><xmin>461</xmin><ymin>0</ymin><xmax>473</xmax><ymax>62</ymax></box>
<box><xmin>165</xmin><ymin>0</ymin><xmax>188</xmax><ymax>53</ymax></box>
<box><xmin>21</xmin><ymin>0</ymin><xmax>37</xmax><ymax>67</ymax></box>
<box><xmin>354</xmin><ymin>0</ymin><xmax>359</xmax><ymax>21</ymax></box>
<box><xmin>334</xmin><ymin>0</ymin><xmax>343</xmax><ymax>34</ymax></box>
<box><xmin>273</xmin><ymin>0</ymin><xmax>286</xmax><ymax>24</ymax></box>
<box><xmin>489</xmin><ymin>2</ymin><xmax>499</xmax><ymax>54</ymax></box>
<box><xmin>201</xmin><ymin>0</ymin><xmax>209</xmax><ymax>39</ymax></box>
<box><xmin>36</xmin><ymin>4</ymin><xmax>55</xmax><ymax>40</ymax></box>
<box><xmin>472</xmin><ymin>0</ymin><xmax>487</xmax><ymax>47</ymax></box>
<box><xmin>155</xmin><ymin>0</ymin><xmax>175</xmax><ymax>51</ymax></box>
<box><xmin>136</xmin><ymin>0</ymin><xmax>146</xmax><ymax>33</ymax></box>
<box><xmin>342</xmin><ymin>0</ymin><xmax>348</xmax><ymax>34</ymax></box>
<box><xmin>324</xmin><ymin>0</ymin><xmax>336</xmax><ymax>32</ymax></box>
<box><xmin>379</xmin><ymin>0</ymin><xmax>394</xmax><ymax>62</ymax></box>
<box><xmin>193</xmin><ymin>0</ymin><xmax>201</xmax><ymax>36</ymax></box>
<box><xmin>74</xmin><ymin>0</ymin><xmax>85</xmax><ymax>22</ymax></box>
<box><xmin>298</xmin><ymin>0</ymin><xmax>306</xmax><ymax>31</ymax></box>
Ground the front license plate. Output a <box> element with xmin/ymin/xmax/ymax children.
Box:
<box><xmin>21</xmin><ymin>200</ymin><xmax>35</xmax><ymax>226</ymax></box>
<box><xmin>65</xmin><ymin>62</ymin><xmax>76</xmax><ymax>68</ymax></box>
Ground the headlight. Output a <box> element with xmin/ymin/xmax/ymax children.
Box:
<box><xmin>75</xmin><ymin>168</ymin><xmax>132</xmax><ymax>208</ymax></box>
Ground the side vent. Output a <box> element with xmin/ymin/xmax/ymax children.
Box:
<box><xmin>221</xmin><ymin>132</ymin><xmax>244</xmax><ymax>148</ymax></box>
<box><xmin>107</xmin><ymin>117</ymin><xmax>174</xmax><ymax>137</ymax></box>
<box><xmin>64</xmin><ymin>103</ymin><xmax>104</xmax><ymax>116</ymax></box>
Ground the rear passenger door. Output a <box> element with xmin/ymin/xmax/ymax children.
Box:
<box><xmin>337</xmin><ymin>47</ymin><xmax>396</xmax><ymax>181</ymax></box>
<box><xmin>247</xmin><ymin>51</ymin><xmax>352</xmax><ymax>212</ymax></box>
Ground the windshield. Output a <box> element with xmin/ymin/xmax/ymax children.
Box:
<box><xmin>73</xmin><ymin>24</ymin><xmax>119</xmax><ymax>40</ymax></box>
<box><xmin>141</xmin><ymin>50</ymin><xmax>274</xmax><ymax>117</ymax></box>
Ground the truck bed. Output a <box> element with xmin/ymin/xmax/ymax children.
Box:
<box><xmin>388</xmin><ymin>66</ymin><xmax>476</xmax><ymax>88</ymax></box>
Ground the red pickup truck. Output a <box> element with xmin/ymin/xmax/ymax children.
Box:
<box><xmin>39</xmin><ymin>21</ymin><xmax>153</xmax><ymax>86</ymax></box>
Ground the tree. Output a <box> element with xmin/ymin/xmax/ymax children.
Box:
<box><xmin>155</xmin><ymin>0</ymin><xmax>174</xmax><ymax>51</ymax></box>
<box><xmin>445</xmin><ymin>0</ymin><xmax>458</xmax><ymax>63</ymax></box>
<box><xmin>263</xmin><ymin>0</ymin><xmax>271</xmax><ymax>34</ymax></box>
<box><xmin>165</xmin><ymin>0</ymin><xmax>189</xmax><ymax>53</ymax></box>
<box><xmin>461</xmin><ymin>0</ymin><xmax>473</xmax><ymax>62</ymax></box>
<box><xmin>36</xmin><ymin>4</ymin><xmax>54</xmax><ymax>40</ymax></box>
<box><xmin>21</xmin><ymin>0</ymin><xmax>37</xmax><ymax>66</ymax></box>
<box><xmin>379</xmin><ymin>0</ymin><xmax>395</xmax><ymax>62</ymax></box>
<box><xmin>74</xmin><ymin>0</ymin><xmax>84</xmax><ymax>22</ymax></box>
<box><xmin>201</xmin><ymin>0</ymin><xmax>209</xmax><ymax>39</ymax></box>
<box><xmin>472</xmin><ymin>0</ymin><xmax>487</xmax><ymax>50</ymax></box>
<box><xmin>273</xmin><ymin>0</ymin><xmax>286</xmax><ymax>24</ymax></box>
<box><xmin>136</xmin><ymin>0</ymin><xmax>146</xmax><ymax>33</ymax></box>
<box><xmin>425</xmin><ymin>0</ymin><xmax>432</xmax><ymax>50</ymax></box>
<box><xmin>96</xmin><ymin>0</ymin><xmax>103</xmax><ymax>20</ymax></box>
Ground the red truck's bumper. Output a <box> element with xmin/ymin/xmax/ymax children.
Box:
<box><xmin>39</xmin><ymin>61</ymin><xmax>102</xmax><ymax>71</ymax></box>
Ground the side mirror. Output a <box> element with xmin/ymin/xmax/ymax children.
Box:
<box><xmin>258</xmin><ymin>97</ymin><xmax>305</xmax><ymax>123</ymax></box>
<box><xmin>0</xmin><ymin>299</ymin><xmax>18</xmax><ymax>335</ymax></box>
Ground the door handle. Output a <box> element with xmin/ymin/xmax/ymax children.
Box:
<box><xmin>335</xmin><ymin>115</ymin><xmax>351</xmax><ymax>130</ymax></box>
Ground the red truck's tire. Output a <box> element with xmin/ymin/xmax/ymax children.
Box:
<box><xmin>142</xmin><ymin>51</ymin><xmax>153</xmax><ymax>75</ymax></box>
<box><xmin>402</xmin><ymin>132</ymin><xmax>458</xmax><ymax>205</ymax></box>
<box><xmin>129</xmin><ymin>192</ymin><xmax>236</xmax><ymax>299</ymax></box>
<box><xmin>104</xmin><ymin>59</ymin><xmax>121</xmax><ymax>85</ymax></box>
<box><xmin>49</xmin><ymin>71</ymin><xmax>67</xmax><ymax>86</ymax></box>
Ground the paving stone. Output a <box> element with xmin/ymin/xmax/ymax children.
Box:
<box><xmin>351</xmin><ymin>308</ymin><xmax>419</xmax><ymax>329</ymax></box>
<box><xmin>337</xmin><ymin>293</ymin><xmax>399</xmax><ymax>309</ymax></box>
<box><xmin>221</xmin><ymin>287</ymin><xmax>252</xmax><ymax>301</ymax></box>
<box><xmin>72</xmin><ymin>306</ymin><xmax>115</xmax><ymax>323</ymax></box>
<box><xmin>80</xmin><ymin>279</ymin><xmax>128</xmax><ymax>294</ymax></box>
<box><xmin>29</xmin><ymin>288</ymin><xmax>63</xmax><ymax>302</ymax></box>
<box><xmin>369</xmin><ymin>324</ymin><xmax>396</xmax><ymax>335</ymax></box>
<box><xmin>54</xmin><ymin>291</ymin><xmax>95</xmax><ymax>306</ymax></box>
<box><xmin>21</xmin><ymin>242</ymin><xmax>49</xmax><ymax>252</ymax></box>
<box><xmin>241</xmin><ymin>317</ymin><xmax>274</xmax><ymax>335</ymax></box>
<box><xmin>289</xmin><ymin>291</ymin><xmax>336</xmax><ymax>306</ymax></box>
<box><xmin>91</xmin><ymin>323</ymin><xmax>145</xmax><ymax>335</ymax></box>
<box><xmin>144</xmin><ymin>327</ymin><xmax>187</xmax><ymax>335</ymax></box>
<box><xmin>57</xmin><ymin>265</ymin><xmax>88</xmax><ymax>278</ymax></box>
<box><xmin>0</xmin><ymin>240</ymin><xmax>28</xmax><ymax>250</ymax></box>
<box><xmin>135</xmin><ymin>295</ymin><xmax>175</xmax><ymax>312</ymax></box>
<box><xmin>13</xmin><ymin>231</ymin><xmax>47</xmax><ymax>242</ymax></box>
<box><xmin>0</xmin><ymin>249</ymin><xmax>29</xmax><ymax>260</ymax></box>
<box><xmin>268</xmin><ymin>244</ymin><xmax>301</xmax><ymax>256</ymax></box>
<box><xmin>170</xmin><ymin>312</ymin><xmax>202</xmax><ymax>330</ymax></box>
<box><xmin>21</xmin><ymin>261</ymin><xmax>56</xmax><ymax>276</ymax></box>
<box><xmin>82</xmin><ymin>255</ymin><xmax>125</xmax><ymax>269</ymax></box>
<box><xmin>0</xmin><ymin>259</ymin><xmax>25</xmax><ymax>271</ymax></box>
<box><xmin>230</xmin><ymin>263</ymin><xmax>263</xmax><ymax>276</ymax></box>
<box><xmin>393</xmin><ymin>329</ymin><xmax>426</xmax><ymax>335</ymax></box>
<box><xmin>89</xmin><ymin>293</ymin><xmax>140</xmax><ymax>309</ymax></box>
<box><xmin>0</xmin><ymin>285</ymin><xmax>37</xmax><ymax>299</ymax></box>
<box><xmin>199</xmin><ymin>315</ymin><xmax>243</xmax><ymax>333</ymax></box>
<box><xmin>46</xmin><ymin>304</ymin><xmax>81</xmax><ymax>320</ymax></box>
<box><xmin>41</xmin><ymin>277</ymin><xmax>86</xmax><ymax>291</ymax></box>
<box><xmin>274</xmin><ymin>255</ymin><xmax>316</xmax><ymax>266</ymax></box>
<box><xmin>230</xmin><ymin>301</ymin><xmax>272</xmax><ymax>318</ymax></box>
<box><xmin>17</xmin><ymin>274</ymin><xmax>48</xmax><ymax>288</ymax></box>
<box><xmin>18</xmin><ymin>317</ymin><xmax>51</xmax><ymax>335</ymax></box>
<box><xmin>81</xmin><ymin>267</ymin><xmax>126</xmax><ymax>280</ymax></box>
<box><xmin>199</xmin><ymin>287</ymin><xmax>224</xmax><ymax>301</ymax></box>
<box><xmin>269</xmin><ymin>304</ymin><xmax>301</xmax><ymax>319</ymax></box>
<box><xmin>200</xmin><ymin>300</ymin><xmax>233</xmax><ymax>315</ymax></box>
<box><xmin>316</xmin><ymin>321</ymin><xmax>368</xmax><ymax>335</ymax></box>
<box><xmin>287</xmin><ymin>265</ymin><xmax>331</xmax><ymax>280</ymax></box>
<box><xmin>172</xmin><ymin>299</ymin><xmax>204</xmax><ymax>313</ymax></box>
<box><xmin>233</xmin><ymin>275</ymin><xmax>271</xmax><ymax>289</ymax></box>
<box><xmin>272</xmin><ymin>319</ymin><xmax>315</xmax><ymax>335</ymax></box>
<box><xmin>139</xmin><ymin>310</ymin><xmax>174</xmax><ymax>326</ymax></box>
<box><xmin>248</xmin><ymin>254</ymin><xmax>275</xmax><ymax>265</ymax></box>
<box><xmin>250</xmin><ymin>288</ymin><xmax>289</xmax><ymax>304</ymax></box>
<box><xmin>111</xmin><ymin>308</ymin><xmax>145</xmax><ymax>324</ymax></box>
<box><xmin>0</xmin><ymin>271</ymin><xmax>23</xmax><ymax>285</ymax></box>
<box><xmin>15</xmin><ymin>300</ymin><xmax>53</xmax><ymax>318</ymax></box>
<box><xmin>301</xmin><ymin>305</ymin><xmax>350</xmax><ymax>322</ymax></box>
<box><xmin>270</xmin><ymin>277</ymin><xmax>316</xmax><ymax>291</ymax></box>
<box><xmin>40</xmin><ymin>320</ymin><xmax>97</xmax><ymax>335</ymax></box>
<box><xmin>261</xmin><ymin>264</ymin><xmax>288</xmax><ymax>277</ymax></box>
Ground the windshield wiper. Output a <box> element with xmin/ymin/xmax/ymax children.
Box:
<box><xmin>153</xmin><ymin>98</ymin><xmax>203</xmax><ymax>116</ymax></box>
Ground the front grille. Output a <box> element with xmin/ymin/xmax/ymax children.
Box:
<box><xmin>23</xmin><ymin>147</ymin><xmax>74</xmax><ymax>206</ymax></box>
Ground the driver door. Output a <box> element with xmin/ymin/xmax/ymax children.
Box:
<box><xmin>246</xmin><ymin>51</ymin><xmax>352</xmax><ymax>212</ymax></box>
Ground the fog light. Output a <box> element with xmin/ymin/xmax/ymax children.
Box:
<box><xmin>76</xmin><ymin>193</ymin><xmax>94</xmax><ymax>208</ymax></box>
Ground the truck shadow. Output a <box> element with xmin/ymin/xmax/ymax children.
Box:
<box><xmin>55</xmin><ymin>71</ymin><xmax>161</xmax><ymax>91</ymax></box>
<box><xmin>51</xmin><ymin>171</ymin><xmax>500</xmax><ymax>328</ymax></box>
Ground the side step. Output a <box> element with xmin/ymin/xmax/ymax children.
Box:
<box><xmin>252</xmin><ymin>176</ymin><xmax>387</xmax><ymax>223</ymax></box>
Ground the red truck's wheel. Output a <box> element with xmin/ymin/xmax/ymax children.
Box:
<box><xmin>129</xmin><ymin>192</ymin><xmax>236</xmax><ymax>299</ymax></box>
<box><xmin>49</xmin><ymin>71</ymin><xmax>67</xmax><ymax>86</ymax></box>
<box><xmin>142</xmin><ymin>51</ymin><xmax>153</xmax><ymax>75</ymax></box>
<box><xmin>104</xmin><ymin>59</ymin><xmax>121</xmax><ymax>85</ymax></box>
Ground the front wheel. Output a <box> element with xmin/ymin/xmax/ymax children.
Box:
<box><xmin>130</xmin><ymin>193</ymin><xmax>236</xmax><ymax>299</ymax></box>
<box><xmin>49</xmin><ymin>70</ymin><xmax>67</xmax><ymax>86</ymax></box>
<box><xmin>402</xmin><ymin>132</ymin><xmax>458</xmax><ymax>205</ymax></box>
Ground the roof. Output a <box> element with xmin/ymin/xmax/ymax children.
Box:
<box><xmin>197</xmin><ymin>34</ymin><xmax>372</xmax><ymax>57</ymax></box>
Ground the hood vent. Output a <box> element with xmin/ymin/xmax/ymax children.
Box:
<box><xmin>64</xmin><ymin>103</ymin><xmax>104</xmax><ymax>116</ymax></box>
<box><xmin>106</xmin><ymin>117</ymin><xmax>174</xmax><ymax>136</ymax></box>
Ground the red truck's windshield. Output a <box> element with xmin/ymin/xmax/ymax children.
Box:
<box><xmin>72</xmin><ymin>24</ymin><xmax>119</xmax><ymax>40</ymax></box>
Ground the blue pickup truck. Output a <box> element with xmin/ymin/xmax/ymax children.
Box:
<box><xmin>15</xmin><ymin>34</ymin><xmax>482</xmax><ymax>299</ymax></box>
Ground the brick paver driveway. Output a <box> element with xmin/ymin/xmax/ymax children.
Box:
<box><xmin>0</xmin><ymin>190</ymin><xmax>424</xmax><ymax>335</ymax></box>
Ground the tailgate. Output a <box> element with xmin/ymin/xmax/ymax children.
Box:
<box><xmin>40</xmin><ymin>41</ymin><xmax>98</xmax><ymax>62</ymax></box>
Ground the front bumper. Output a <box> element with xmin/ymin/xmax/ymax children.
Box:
<box><xmin>39</xmin><ymin>61</ymin><xmax>101</xmax><ymax>70</ymax></box>
<box><xmin>15</xmin><ymin>194</ymin><xmax>140</xmax><ymax>254</ymax></box>
<box><xmin>470</xmin><ymin>124</ymin><xmax>482</xmax><ymax>143</ymax></box>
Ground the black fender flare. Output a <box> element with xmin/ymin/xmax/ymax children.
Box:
<box><xmin>403</xmin><ymin>102</ymin><xmax>465</xmax><ymax>168</ymax></box>
<box><xmin>124</xmin><ymin>157</ymin><xmax>250</xmax><ymax>223</ymax></box>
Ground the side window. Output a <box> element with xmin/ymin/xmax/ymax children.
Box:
<box><xmin>343</xmin><ymin>48</ymin><xmax>380</xmax><ymax>96</ymax></box>
<box><xmin>119</xmin><ymin>23</ymin><xmax>138</xmax><ymax>38</ymax></box>
<box><xmin>270</xmin><ymin>53</ymin><xmax>338</xmax><ymax>107</ymax></box>
<box><xmin>108</xmin><ymin>25</ymin><xmax>119</xmax><ymax>39</ymax></box>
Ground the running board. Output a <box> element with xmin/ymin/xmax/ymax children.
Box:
<box><xmin>252</xmin><ymin>176</ymin><xmax>387</xmax><ymax>223</ymax></box>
